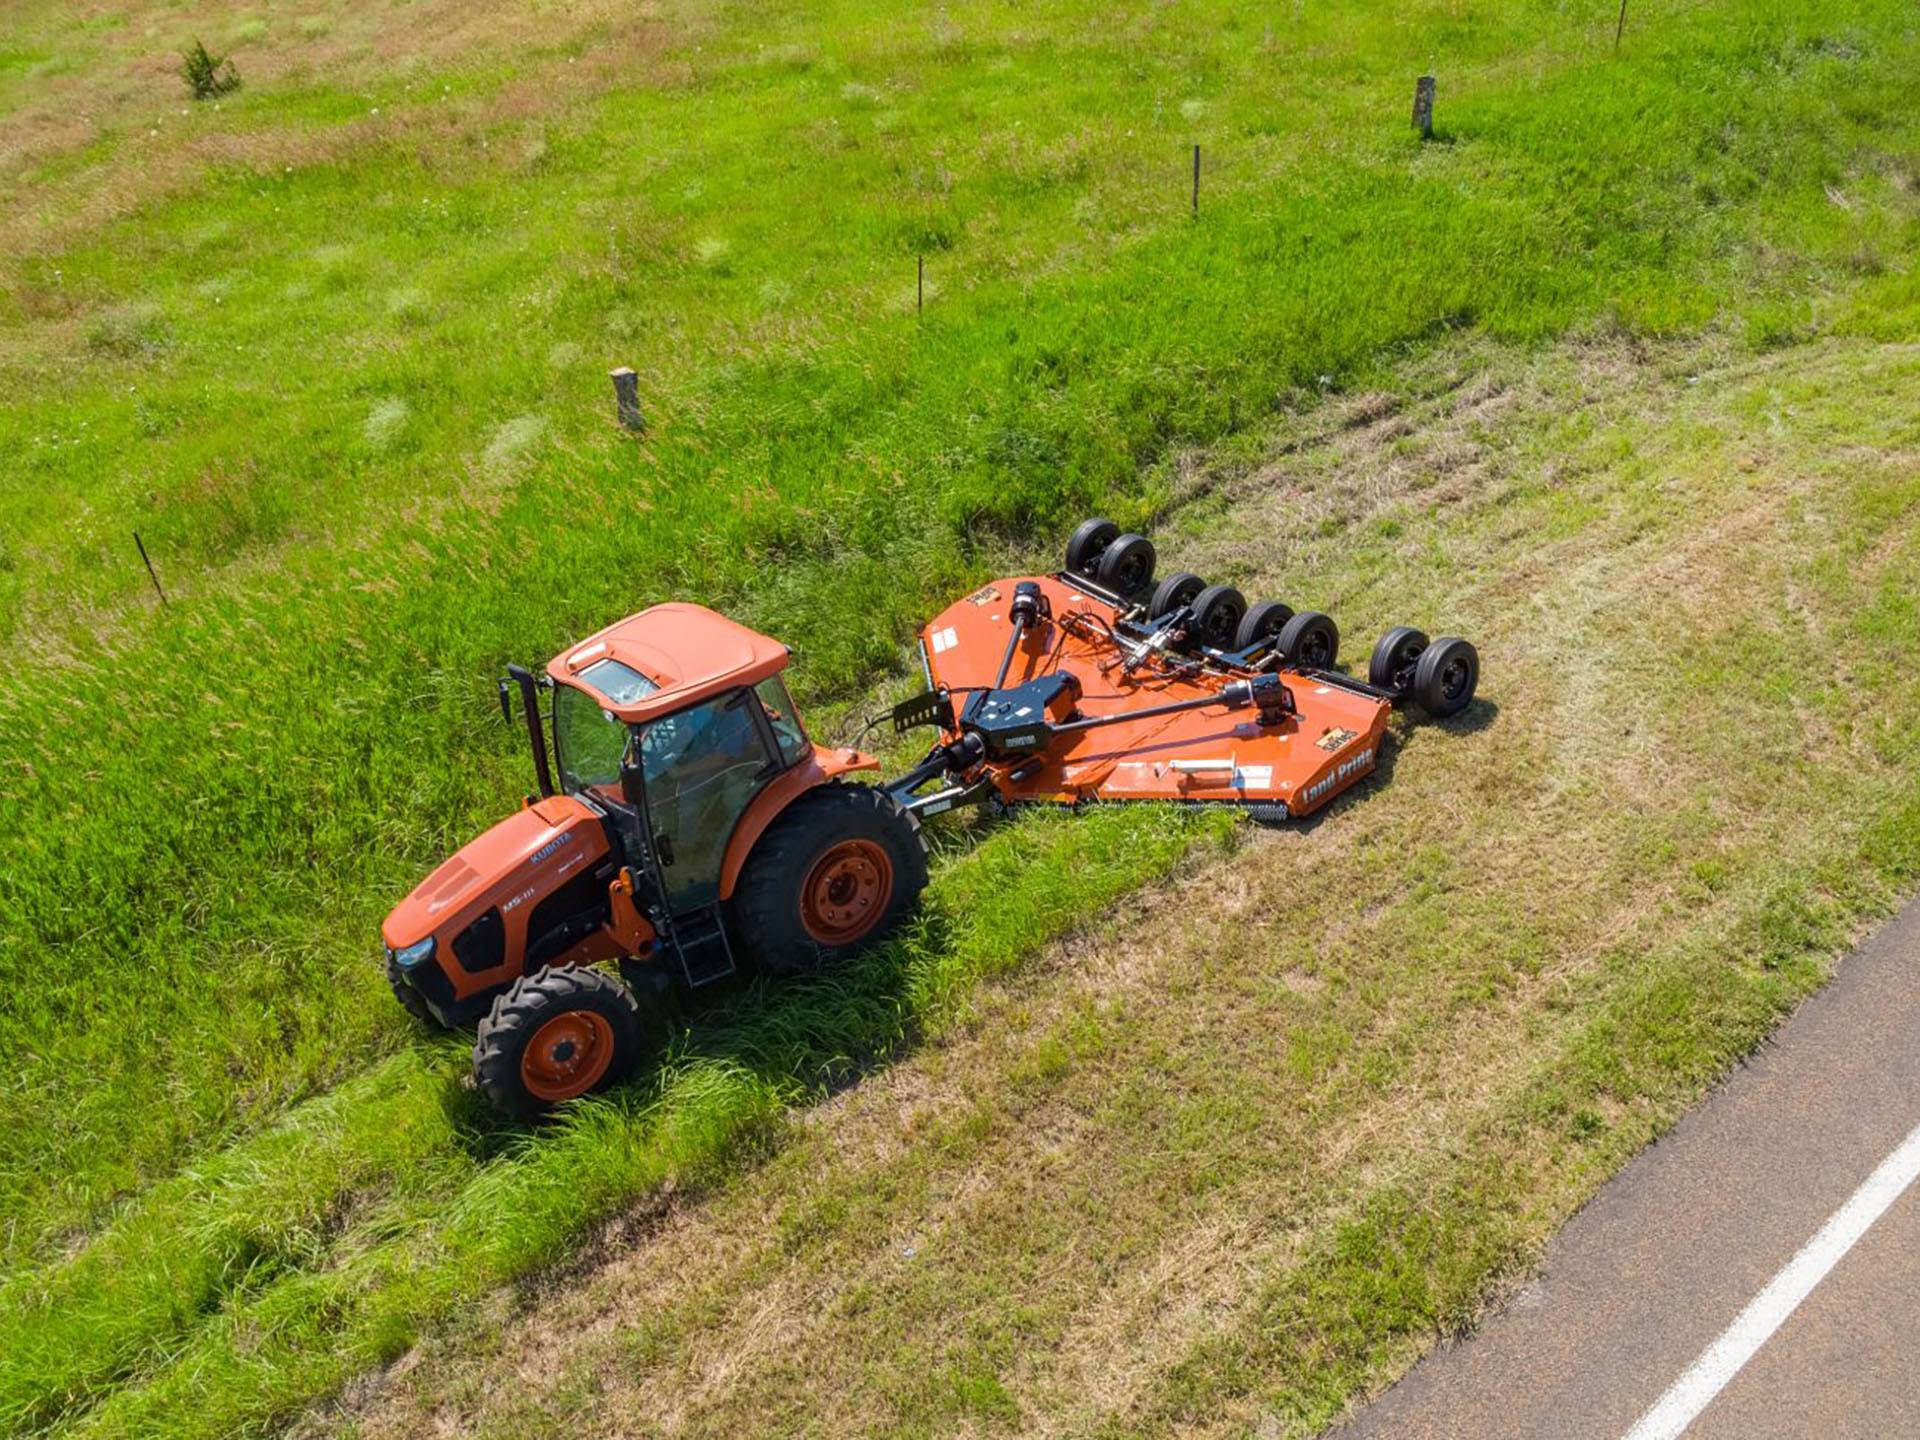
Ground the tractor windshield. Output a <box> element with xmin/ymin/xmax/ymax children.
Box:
<box><xmin>551</xmin><ymin>681</ymin><xmax>630</xmax><ymax>796</ymax></box>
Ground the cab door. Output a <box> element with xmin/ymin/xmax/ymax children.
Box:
<box><xmin>637</xmin><ymin>689</ymin><xmax>779</xmax><ymax>914</ymax></box>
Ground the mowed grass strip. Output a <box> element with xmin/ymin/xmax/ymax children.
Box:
<box><xmin>315</xmin><ymin>335</ymin><xmax>1920</xmax><ymax>1439</ymax></box>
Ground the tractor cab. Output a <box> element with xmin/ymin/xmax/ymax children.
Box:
<box><xmin>539</xmin><ymin>604</ymin><xmax>811</xmax><ymax>919</ymax></box>
<box><xmin>382</xmin><ymin>604</ymin><xmax>924</xmax><ymax>1114</ymax></box>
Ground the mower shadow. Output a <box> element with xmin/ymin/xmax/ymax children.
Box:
<box><xmin>1433</xmin><ymin>693</ymin><xmax>1499</xmax><ymax>737</ymax></box>
<box><xmin>1267</xmin><ymin>693</ymin><xmax>1500</xmax><ymax>838</ymax></box>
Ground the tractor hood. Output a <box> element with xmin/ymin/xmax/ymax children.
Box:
<box><xmin>382</xmin><ymin>794</ymin><xmax>604</xmax><ymax>951</ymax></box>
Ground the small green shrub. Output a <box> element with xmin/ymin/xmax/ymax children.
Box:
<box><xmin>181</xmin><ymin>39</ymin><xmax>240</xmax><ymax>100</ymax></box>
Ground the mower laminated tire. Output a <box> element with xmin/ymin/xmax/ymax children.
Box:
<box><xmin>1064</xmin><ymin>517</ymin><xmax>1120</xmax><ymax>577</ymax></box>
<box><xmin>1188</xmin><ymin>584</ymin><xmax>1247</xmax><ymax>651</ymax></box>
<box><xmin>1277</xmin><ymin>610</ymin><xmax>1340</xmax><ymax>669</ymax></box>
<box><xmin>472</xmin><ymin>965</ymin><xmax>648</xmax><ymax>1118</ymax></box>
<box><xmin>385</xmin><ymin>953</ymin><xmax>442</xmax><ymax>1029</ymax></box>
<box><xmin>1234</xmin><ymin>599</ymin><xmax>1294</xmax><ymax>652</ymax></box>
<box><xmin>1148</xmin><ymin>571</ymin><xmax>1205</xmax><ymax>620</ymax></box>
<box><xmin>1094</xmin><ymin>533</ymin><xmax>1156</xmax><ymax>596</ymax></box>
<box><xmin>1368</xmin><ymin>625</ymin><xmax>1429</xmax><ymax>691</ymax></box>
<box><xmin>733</xmin><ymin>783</ymin><xmax>929</xmax><ymax>978</ymax></box>
<box><xmin>1412</xmin><ymin>635</ymin><xmax>1479</xmax><ymax>719</ymax></box>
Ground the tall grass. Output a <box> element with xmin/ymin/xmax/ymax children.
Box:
<box><xmin>1</xmin><ymin>805</ymin><xmax>1224</xmax><ymax>1436</ymax></box>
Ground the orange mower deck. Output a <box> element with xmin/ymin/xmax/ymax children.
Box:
<box><xmin>887</xmin><ymin>517</ymin><xmax>1478</xmax><ymax>825</ymax></box>
<box><xmin>900</xmin><ymin>573</ymin><xmax>1386</xmax><ymax>819</ymax></box>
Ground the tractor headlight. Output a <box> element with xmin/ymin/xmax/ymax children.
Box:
<box><xmin>392</xmin><ymin>936</ymin><xmax>436</xmax><ymax>971</ymax></box>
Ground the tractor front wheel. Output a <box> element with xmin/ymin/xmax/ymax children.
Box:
<box><xmin>472</xmin><ymin>966</ymin><xmax>648</xmax><ymax>1117</ymax></box>
<box><xmin>733</xmin><ymin>784</ymin><xmax>929</xmax><ymax>977</ymax></box>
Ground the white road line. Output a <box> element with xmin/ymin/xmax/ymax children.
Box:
<box><xmin>1622</xmin><ymin>1116</ymin><xmax>1920</xmax><ymax>1440</ymax></box>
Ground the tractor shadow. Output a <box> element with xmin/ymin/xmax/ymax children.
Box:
<box><xmin>442</xmin><ymin>701</ymin><xmax>1499</xmax><ymax>1152</ymax></box>
<box><xmin>441</xmin><ymin>815</ymin><xmax>1011</xmax><ymax>1157</ymax></box>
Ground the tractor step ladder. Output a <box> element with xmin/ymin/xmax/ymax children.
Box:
<box><xmin>670</xmin><ymin>905</ymin><xmax>737</xmax><ymax>988</ymax></box>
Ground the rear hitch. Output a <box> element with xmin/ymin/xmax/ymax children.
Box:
<box><xmin>883</xmin><ymin>733</ymin><xmax>993</xmax><ymax>816</ymax></box>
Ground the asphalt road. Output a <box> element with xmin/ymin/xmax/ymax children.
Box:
<box><xmin>1334</xmin><ymin>898</ymin><xmax>1920</xmax><ymax>1440</ymax></box>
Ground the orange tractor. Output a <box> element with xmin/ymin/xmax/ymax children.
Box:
<box><xmin>383</xmin><ymin>520</ymin><xmax>1477</xmax><ymax>1114</ymax></box>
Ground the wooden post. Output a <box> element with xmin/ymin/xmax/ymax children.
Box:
<box><xmin>918</xmin><ymin>254</ymin><xmax>924</xmax><ymax>315</ymax></box>
<box><xmin>609</xmin><ymin>367</ymin><xmax>644</xmax><ymax>433</ymax></box>
<box><xmin>1412</xmin><ymin>76</ymin><xmax>1436</xmax><ymax>140</ymax></box>
<box><xmin>133</xmin><ymin>531</ymin><xmax>169</xmax><ymax>608</ymax></box>
<box><xmin>1192</xmin><ymin>144</ymin><xmax>1201</xmax><ymax>215</ymax></box>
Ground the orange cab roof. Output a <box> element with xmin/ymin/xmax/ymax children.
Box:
<box><xmin>546</xmin><ymin>602</ymin><xmax>789</xmax><ymax>722</ymax></box>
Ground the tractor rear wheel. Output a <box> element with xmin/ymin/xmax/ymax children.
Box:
<box><xmin>1412</xmin><ymin>636</ymin><xmax>1479</xmax><ymax>718</ymax></box>
<box><xmin>385</xmin><ymin>952</ymin><xmax>442</xmax><ymax>1028</ymax></box>
<box><xmin>733</xmin><ymin>784</ymin><xmax>929</xmax><ymax>978</ymax></box>
<box><xmin>472</xmin><ymin>965</ymin><xmax>648</xmax><ymax>1118</ymax></box>
<box><xmin>1064</xmin><ymin>517</ymin><xmax>1120</xmax><ymax>576</ymax></box>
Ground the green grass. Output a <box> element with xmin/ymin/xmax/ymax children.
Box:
<box><xmin>1</xmin><ymin>0</ymin><xmax>1918</xmax><ymax>1432</ymax></box>
<box><xmin>327</xmin><ymin>335</ymin><xmax>1920</xmax><ymax>1439</ymax></box>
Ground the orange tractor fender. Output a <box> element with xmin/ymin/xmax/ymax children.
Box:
<box><xmin>717</xmin><ymin>744</ymin><xmax>881</xmax><ymax>900</ymax></box>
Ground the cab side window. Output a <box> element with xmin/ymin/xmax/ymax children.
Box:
<box><xmin>640</xmin><ymin>691</ymin><xmax>773</xmax><ymax>907</ymax></box>
<box><xmin>754</xmin><ymin>676</ymin><xmax>810</xmax><ymax>767</ymax></box>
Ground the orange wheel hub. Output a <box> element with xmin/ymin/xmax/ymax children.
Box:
<box><xmin>520</xmin><ymin>1009</ymin><xmax>616</xmax><ymax>1102</ymax></box>
<box><xmin>799</xmin><ymin>838</ymin><xmax>894</xmax><ymax>945</ymax></box>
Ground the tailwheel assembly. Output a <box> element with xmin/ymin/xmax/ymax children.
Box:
<box><xmin>1149</xmin><ymin>571</ymin><xmax>1205</xmax><ymax>619</ymax></box>
<box><xmin>1368</xmin><ymin>626</ymin><xmax>1428</xmax><ymax>690</ymax></box>
<box><xmin>1064</xmin><ymin>517</ymin><xmax>1120</xmax><ymax>577</ymax></box>
<box><xmin>1094</xmin><ymin>532</ymin><xmax>1156</xmax><ymax>596</ymax></box>
<box><xmin>1412</xmin><ymin>636</ymin><xmax>1479</xmax><ymax>718</ymax></box>
<box><xmin>1061</xmin><ymin>516</ymin><xmax>1157</xmax><ymax>597</ymax></box>
<box><xmin>1234</xmin><ymin>599</ymin><xmax>1294</xmax><ymax>652</ymax></box>
<box><xmin>1187</xmin><ymin>584</ymin><xmax>1246</xmax><ymax>650</ymax></box>
<box><xmin>1277</xmin><ymin>610</ymin><xmax>1339</xmax><ymax>668</ymax></box>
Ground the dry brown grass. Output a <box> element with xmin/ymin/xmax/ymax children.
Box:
<box><xmin>0</xmin><ymin>0</ymin><xmax>694</xmax><ymax>273</ymax></box>
<box><xmin>298</xmin><ymin>334</ymin><xmax>1920</xmax><ymax>1438</ymax></box>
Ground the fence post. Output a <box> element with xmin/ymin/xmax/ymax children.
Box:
<box><xmin>133</xmin><ymin>531</ymin><xmax>169</xmax><ymax>608</ymax></box>
<box><xmin>1412</xmin><ymin>76</ymin><xmax>1436</xmax><ymax>140</ymax></box>
<box><xmin>1192</xmin><ymin>143</ymin><xmax>1201</xmax><ymax>214</ymax></box>
<box><xmin>609</xmin><ymin>367</ymin><xmax>645</xmax><ymax>433</ymax></box>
